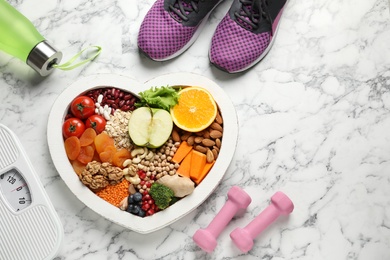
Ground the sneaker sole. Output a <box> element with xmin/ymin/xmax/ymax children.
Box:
<box><xmin>210</xmin><ymin>0</ymin><xmax>289</xmax><ymax>73</ymax></box>
<box><xmin>150</xmin><ymin>0</ymin><xmax>224</xmax><ymax>62</ymax></box>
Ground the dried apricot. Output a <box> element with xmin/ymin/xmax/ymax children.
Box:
<box><xmin>64</xmin><ymin>136</ymin><xmax>81</xmax><ymax>160</ymax></box>
<box><xmin>71</xmin><ymin>160</ymin><xmax>85</xmax><ymax>176</ymax></box>
<box><xmin>79</xmin><ymin>128</ymin><xmax>97</xmax><ymax>146</ymax></box>
<box><xmin>112</xmin><ymin>149</ymin><xmax>131</xmax><ymax>167</ymax></box>
<box><xmin>92</xmin><ymin>148</ymin><xmax>101</xmax><ymax>162</ymax></box>
<box><xmin>94</xmin><ymin>132</ymin><xmax>115</xmax><ymax>154</ymax></box>
<box><xmin>77</xmin><ymin>145</ymin><xmax>95</xmax><ymax>164</ymax></box>
<box><xmin>99</xmin><ymin>145</ymin><xmax>117</xmax><ymax>163</ymax></box>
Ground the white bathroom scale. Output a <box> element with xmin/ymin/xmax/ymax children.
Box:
<box><xmin>0</xmin><ymin>124</ymin><xmax>63</xmax><ymax>260</ymax></box>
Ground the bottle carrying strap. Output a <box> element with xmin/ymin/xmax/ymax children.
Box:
<box><xmin>52</xmin><ymin>45</ymin><xmax>102</xmax><ymax>71</ymax></box>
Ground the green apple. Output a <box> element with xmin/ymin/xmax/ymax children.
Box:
<box><xmin>128</xmin><ymin>107</ymin><xmax>173</xmax><ymax>148</ymax></box>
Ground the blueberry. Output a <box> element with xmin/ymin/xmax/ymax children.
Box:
<box><xmin>133</xmin><ymin>192</ymin><xmax>142</xmax><ymax>202</ymax></box>
<box><xmin>132</xmin><ymin>204</ymin><xmax>140</xmax><ymax>214</ymax></box>
<box><xmin>138</xmin><ymin>209</ymin><xmax>146</xmax><ymax>217</ymax></box>
<box><xmin>128</xmin><ymin>195</ymin><xmax>134</xmax><ymax>204</ymax></box>
<box><xmin>126</xmin><ymin>204</ymin><xmax>134</xmax><ymax>213</ymax></box>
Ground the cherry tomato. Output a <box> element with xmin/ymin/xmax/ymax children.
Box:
<box><xmin>85</xmin><ymin>114</ymin><xmax>106</xmax><ymax>134</ymax></box>
<box><xmin>63</xmin><ymin>118</ymin><xmax>85</xmax><ymax>139</ymax></box>
<box><xmin>70</xmin><ymin>96</ymin><xmax>95</xmax><ymax>119</ymax></box>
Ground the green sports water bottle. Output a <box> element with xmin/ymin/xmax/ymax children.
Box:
<box><xmin>0</xmin><ymin>0</ymin><xmax>62</xmax><ymax>76</ymax></box>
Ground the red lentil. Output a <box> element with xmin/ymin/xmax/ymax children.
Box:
<box><xmin>96</xmin><ymin>179</ymin><xmax>129</xmax><ymax>207</ymax></box>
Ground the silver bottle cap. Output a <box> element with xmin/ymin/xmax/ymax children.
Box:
<box><xmin>27</xmin><ymin>41</ymin><xmax>62</xmax><ymax>77</ymax></box>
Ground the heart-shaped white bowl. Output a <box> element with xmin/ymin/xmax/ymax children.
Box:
<box><xmin>47</xmin><ymin>72</ymin><xmax>238</xmax><ymax>234</ymax></box>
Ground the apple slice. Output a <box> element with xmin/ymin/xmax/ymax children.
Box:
<box><xmin>128</xmin><ymin>107</ymin><xmax>151</xmax><ymax>147</ymax></box>
<box><xmin>128</xmin><ymin>107</ymin><xmax>173</xmax><ymax>148</ymax></box>
<box><xmin>148</xmin><ymin>108</ymin><xmax>174</xmax><ymax>148</ymax></box>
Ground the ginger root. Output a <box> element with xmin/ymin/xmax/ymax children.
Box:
<box><xmin>156</xmin><ymin>174</ymin><xmax>194</xmax><ymax>198</ymax></box>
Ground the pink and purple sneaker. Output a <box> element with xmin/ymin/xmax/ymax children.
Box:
<box><xmin>138</xmin><ymin>0</ymin><xmax>223</xmax><ymax>61</ymax></box>
<box><xmin>210</xmin><ymin>0</ymin><xmax>288</xmax><ymax>73</ymax></box>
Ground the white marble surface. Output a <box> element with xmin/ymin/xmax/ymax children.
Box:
<box><xmin>1</xmin><ymin>0</ymin><xmax>390</xmax><ymax>259</ymax></box>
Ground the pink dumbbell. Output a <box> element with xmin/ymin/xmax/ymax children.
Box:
<box><xmin>230</xmin><ymin>191</ymin><xmax>294</xmax><ymax>253</ymax></box>
<box><xmin>193</xmin><ymin>186</ymin><xmax>252</xmax><ymax>253</ymax></box>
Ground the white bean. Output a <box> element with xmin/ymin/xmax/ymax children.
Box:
<box><xmin>99</xmin><ymin>106</ymin><xmax>104</xmax><ymax>115</ymax></box>
<box><xmin>97</xmin><ymin>94</ymin><xmax>103</xmax><ymax>103</ymax></box>
<box><xmin>103</xmin><ymin>110</ymin><xmax>111</xmax><ymax>120</ymax></box>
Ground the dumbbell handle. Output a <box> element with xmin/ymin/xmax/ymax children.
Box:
<box><xmin>244</xmin><ymin>204</ymin><xmax>280</xmax><ymax>238</ymax></box>
<box><xmin>206</xmin><ymin>200</ymin><xmax>239</xmax><ymax>237</ymax></box>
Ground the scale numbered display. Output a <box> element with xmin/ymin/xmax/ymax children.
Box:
<box><xmin>0</xmin><ymin>168</ymin><xmax>32</xmax><ymax>211</ymax></box>
<box><xmin>0</xmin><ymin>124</ymin><xmax>63</xmax><ymax>260</ymax></box>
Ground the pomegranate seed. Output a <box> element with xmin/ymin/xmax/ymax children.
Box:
<box><xmin>138</xmin><ymin>171</ymin><xmax>146</xmax><ymax>179</ymax></box>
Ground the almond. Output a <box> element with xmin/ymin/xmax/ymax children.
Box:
<box><xmin>194</xmin><ymin>136</ymin><xmax>204</xmax><ymax>144</ymax></box>
<box><xmin>210</xmin><ymin>122</ymin><xmax>223</xmax><ymax>132</ymax></box>
<box><xmin>209</xmin><ymin>130</ymin><xmax>222</xmax><ymax>139</ymax></box>
<box><xmin>195</xmin><ymin>145</ymin><xmax>207</xmax><ymax>154</ymax></box>
<box><xmin>187</xmin><ymin>135</ymin><xmax>195</xmax><ymax>146</ymax></box>
<box><xmin>195</xmin><ymin>130</ymin><xmax>204</xmax><ymax>136</ymax></box>
<box><xmin>171</xmin><ymin>129</ymin><xmax>181</xmax><ymax>142</ymax></box>
<box><xmin>215</xmin><ymin>138</ymin><xmax>221</xmax><ymax>148</ymax></box>
<box><xmin>128</xmin><ymin>184</ymin><xmax>136</xmax><ymax>194</ymax></box>
<box><xmin>212</xmin><ymin>148</ymin><xmax>218</xmax><ymax>160</ymax></box>
<box><xmin>202</xmin><ymin>130</ymin><xmax>210</xmax><ymax>139</ymax></box>
<box><xmin>206</xmin><ymin>149</ymin><xmax>214</xmax><ymax>163</ymax></box>
<box><xmin>202</xmin><ymin>138</ymin><xmax>215</xmax><ymax>147</ymax></box>
<box><xmin>181</xmin><ymin>131</ymin><xmax>192</xmax><ymax>141</ymax></box>
<box><xmin>215</xmin><ymin>112</ymin><xmax>223</xmax><ymax>125</ymax></box>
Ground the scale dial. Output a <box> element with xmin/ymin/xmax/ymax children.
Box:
<box><xmin>0</xmin><ymin>168</ymin><xmax>32</xmax><ymax>211</ymax></box>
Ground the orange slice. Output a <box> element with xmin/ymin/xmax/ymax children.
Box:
<box><xmin>170</xmin><ymin>87</ymin><xmax>217</xmax><ymax>132</ymax></box>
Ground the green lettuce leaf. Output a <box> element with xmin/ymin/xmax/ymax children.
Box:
<box><xmin>135</xmin><ymin>86</ymin><xmax>180</xmax><ymax>111</ymax></box>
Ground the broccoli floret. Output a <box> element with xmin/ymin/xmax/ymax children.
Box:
<box><xmin>149</xmin><ymin>183</ymin><xmax>175</xmax><ymax>210</ymax></box>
